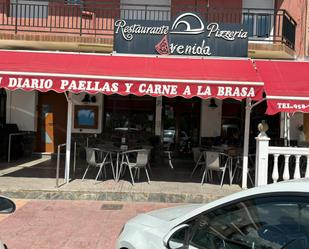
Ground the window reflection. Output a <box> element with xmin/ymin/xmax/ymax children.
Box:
<box><xmin>189</xmin><ymin>196</ymin><xmax>309</xmax><ymax>249</ymax></box>
<box><xmin>103</xmin><ymin>95</ymin><xmax>155</xmax><ymax>143</ymax></box>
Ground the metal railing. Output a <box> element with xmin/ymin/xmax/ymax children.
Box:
<box><xmin>0</xmin><ymin>2</ymin><xmax>297</xmax><ymax>50</ymax></box>
<box><xmin>56</xmin><ymin>143</ymin><xmax>66</xmax><ymax>187</ymax></box>
<box><xmin>55</xmin><ymin>141</ymin><xmax>77</xmax><ymax>188</ymax></box>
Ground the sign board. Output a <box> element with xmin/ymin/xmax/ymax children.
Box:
<box><xmin>0</xmin><ymin>75</ymin><xmax>263</xmax><ymax>100</ymax></box>
<box><xmin>114</xmin><ymin>12</ymin><xmax>248</xmax><ymax>57</ymax></box>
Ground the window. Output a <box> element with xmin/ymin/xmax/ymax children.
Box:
<box><xmin>65</xmin><ymin>0</ymin><xmax>82</xmax><ymax>5</ymax></box>
<box><xmin>10</xmin><ymin>0</ymin><xmax>48</xmax><ymax>19</ymax></box>
<box><xmin>104</xmin><ymin>95</ymin><xmax>155</xmax><ymax>137</ymax></box>
<box><xmin>120</xmin><ymin>0</ymin><xmax>171</xmax><ymax>21</ymax></box>
<box><xmin>257</xmin><ymin>14</ymin><xmax>271</xmax><ymax>37</ymax></box>
<box><xmin>243</xmin><ymin>13</ymin><xmax>254</xmax><ymax>37</ymax></box>
<box><xmin>242</xmin><ymin>12</ymin><xmax>272</xmax><ymax>39</ymax></box>
<box><xmin>188</xmin><ymin>196</ymin><xmax>309</xmax><ymax>249</ymax></box>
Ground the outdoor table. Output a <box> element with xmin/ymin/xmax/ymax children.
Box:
<box><xmin>206</xmin><ymin>145</ymin><xmax>245</xmax><ymax>183</ymax></box>
<box><xmin>96</xmin><ymin>144</ymin><xmax>127</xmax><ymax>181</ymax></box>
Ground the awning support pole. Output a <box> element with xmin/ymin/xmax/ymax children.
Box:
<box><xmin>242</xmin><ymin>98</ymin><xmax>252</xmax><ymax>189</ymax></box>
<box><xmin>251</xmin><ymin>98</ymin><xmax>266</xmax><ymax>109</ymax></box>
<box><xmin>64</xmin><ymin>92</ymin><xmax>72</xmax><ymax>184</ymax></box>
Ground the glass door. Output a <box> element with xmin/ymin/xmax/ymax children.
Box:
<box><xmin>162</xmin><ymin>97</ymin><xmax>200</xmax><ymax>156</ymax></box>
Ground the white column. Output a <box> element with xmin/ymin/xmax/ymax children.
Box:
<box><xmin>255</xmin><ymin>133</ymin><xmax>270</xmax><ymax>187</ymax></box>
<box><xmin>242</xmin><ymin>98</ymin><xmax>251</xmax><ymax>189</ymax></box>
<box><xmin>155</xmin><ymin>96</ymin><xmax>162</xmax><ymax>136</ymax></box>
<box><xmin>64</xmin><ymin>95</ymin><xmax>73</xmax><ymax>184</ymax></box>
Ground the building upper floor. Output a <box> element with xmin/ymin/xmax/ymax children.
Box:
<box><xmin>0</xmin><ymin>0</ymin><xmax>307</xmax><ymax>59</ymax></box>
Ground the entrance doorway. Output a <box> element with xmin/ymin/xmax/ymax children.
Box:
<box><xmin>162</xmin><ymin>97</ymin><xmax>200</xmax><ymax>155</ymax></box>
<box><xmin>0</xmin><ymin>89</ymin><xmax>6</xmax><ymax>127</ymax></box>
<box><xmin>36</xmin><ymin>92</ymin><xmax>67</xmax><ymax>153</ymax></box>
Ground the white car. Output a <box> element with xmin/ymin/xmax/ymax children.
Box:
<box><xmin>116</xmin><ymin>179</ymin><xmax>309</xmax><ymax>249</ymax></box>
<box><xmin>163</xmin><ymin>130</ymin><xmax>190</xmax><ymax>151</ymax></box>
<box><xmin>0</xmin><ymin>196</ymin><xmax>16</xmax><ymax>249</ymax></box>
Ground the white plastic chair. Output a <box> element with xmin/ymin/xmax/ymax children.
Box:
<box><xmin>141</xmin><ymin>145</ymin><xmax>153</xmax><ymax>171</ymax></box>
<box><xmin>119</xmin><ymin>149</ymin><xmax>150</xmax><ymax>185</ymax></box>
<box><xmin>82</xmin><ymin>147</ymin><xmax>115</xmax><ymax>183</ymax></box>
<box><xmin>201</xmin><ymin>151</ymin><xmax>231</xmax><ymax>188</ymax></box>
<box><xmin>191</xmin><ymin>147</ymin><xmax>206</xmax><ymax>177</ymax></box>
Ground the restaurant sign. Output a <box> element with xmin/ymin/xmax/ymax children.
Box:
<box><xmin>114</xmin><ymin>13</ymin><xmax>248</xmax><ymax>57</ymax></box>
<box><xmin>267</xmin><ymin>100</ymin><xmax>309</xmax><ymax>115</ymax></box>
<box><xmin>0</xmin><ymin>75</ymin><xmax>262</xmax><ymax>100</ymax></box>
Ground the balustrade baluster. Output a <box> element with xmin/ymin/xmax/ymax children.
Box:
<box><xmin>294</xmin><ymin>155</ymin><xmax>301</xmax><ymax>179</ymax></box>
<box><xmin>306</xmin><ymin>156</ymin><xmax>309</xmax><ymax>178</ymax></box>
<box><xmin>272</xmin><ymin>154</ymin><xmax>279</xmax><ymax>183</ymax></box>
<box><xmin>283</xmin><ymin>154</ymin><xmax>290</xmax><ymax>181</ymax></box>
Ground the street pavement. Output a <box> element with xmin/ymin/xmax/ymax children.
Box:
<box><xmin>0</xmin><ymin>199</ymin><xmax>178</xmax><ymax>249</ymax></box>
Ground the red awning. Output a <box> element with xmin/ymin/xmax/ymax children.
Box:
<box><xmin>256</xmin><ymin>60</ymin><xmax>309</xmax><ymax>115</ymax></box>
<box><xmin>0</xmin><ymin>50</ymin><xmax>263</xmax><ymax>100</ymax></box>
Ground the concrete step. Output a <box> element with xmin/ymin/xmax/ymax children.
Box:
<box><xmin>0</xmin><ymin>189</ymin><xmax>232</xmax><ymax>204</ymax></box>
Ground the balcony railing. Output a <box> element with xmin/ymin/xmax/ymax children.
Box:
<box><xmin>0</xmin><ymin>1</ymin><xmax>296</xmax><ymax>50</ymax></box>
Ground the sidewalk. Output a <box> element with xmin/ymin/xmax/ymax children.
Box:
<box><xmin>0</xmin><ymin>156</ymin><xmax>242</xmax><ymax>203</ymax></box>
<box><xmin>0</xmin><ymin>199</ymin><xmax>178</xmax><ymax>249</ymax></box>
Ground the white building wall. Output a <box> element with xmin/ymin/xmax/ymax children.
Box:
<box><xmin>200</xmin><ymin>99</ymin><xmax>222</xmax><ymax>138</ymax></box>
<box><xmin>6</xmin><ymin>89</ymin><xmax>37</xmax><ymax>131</ymax></box>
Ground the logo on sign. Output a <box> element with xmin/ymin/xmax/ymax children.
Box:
<box><xmin>155</xmin><ymin>35</ymin><xmax>170</xmax><ymax>55</ymax></box>
<box><xmin>170</xmin><ymin>13</ymin><xmax>205</xmax><ymax>35</ymax></box>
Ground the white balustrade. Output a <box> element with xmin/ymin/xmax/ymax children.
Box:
<box><xmin>256</xmin><ymin>133</ymin><xmax>309</xmax><ymax>186</ymax></box>
<box><xmin>268</xmin><ymin>146</ymin><xmax>309</xmax><ymax>184</ymax></box>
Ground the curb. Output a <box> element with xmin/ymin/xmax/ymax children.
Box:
<box><xmin>0</xmin><ymin>190</ymin><xmax>228</xmax><ymax>203</ymax></box>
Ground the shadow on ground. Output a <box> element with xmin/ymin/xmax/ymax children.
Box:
<box><xmin>0</xmin><ymin>155</ymin><xmax>246</xmax><ymax>187</ymax></box>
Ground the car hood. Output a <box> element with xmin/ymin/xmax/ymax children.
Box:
<box><xmin>147</xmin><ymin>204</ymin><xmax>203</xmax><ymax>221</ymax></box>
<box><xmin>129</xmin><ymin>204</ymin><xmax>203</xmax><ymax>230</ymax></box>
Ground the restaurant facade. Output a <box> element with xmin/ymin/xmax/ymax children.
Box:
<box><xmin>0</xmin><ymin>0</ymin><xmax>309</xmax><ymax>189</ymax></box>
